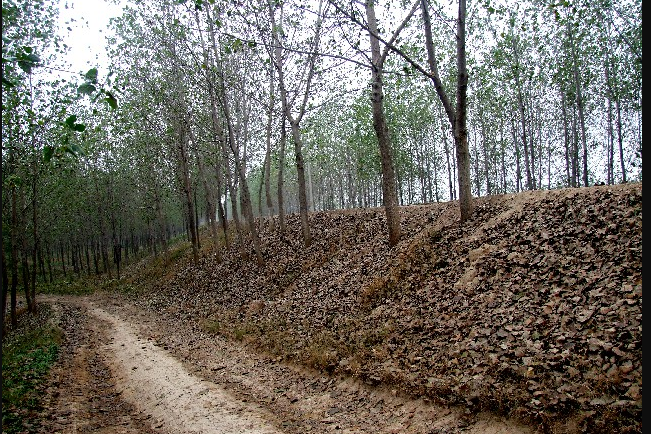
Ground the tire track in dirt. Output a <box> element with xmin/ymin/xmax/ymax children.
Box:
<box><xmin>89</xmin><ymin>292</ymin><xmax>536</xmax><ymax>434</ymax></box>
<box><xmin>88</xmin><ymin>304</ymin><xmax>283</xmax><ymax>434</ymax></box>
<box><xmin>40</xmin><ymin>294</ymin><xmax>536</xmax><ymax>433</ymax></box>
<box><xmin>38</xmin><ymin>300</ymin><xmax>158</xmax><ymax>434</ymax></box>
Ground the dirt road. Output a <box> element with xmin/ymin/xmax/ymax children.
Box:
<box><xmin>37</xmin><ymin>293</ymin><xmax>535</xmax><ymax>434</ymax></box>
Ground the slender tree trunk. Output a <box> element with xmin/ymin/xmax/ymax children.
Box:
<box><xmin>567</xmin><ymin>22</ymin><xmax>589</xmax><ymax>187</ymax></box>
<box><xmin>219</xmin><ymin>87</ymin><xmax>264</xmax><ymax>265</ymax></box>
<box><xmin>85</xmin><ymin>243</ymin><xmax>91</xmax><ymax>276</ymax></box>
<box><xmin>512</xmin><ymin>37</ymin><xmax>532</xmax><ymax>190</ymax></box>
<box><xmin>214</xmin><ymin>166</ymin><xmax>229</xmax><ymax>248</ymax></box>
<box><xmin>30</xmin><ymin>180</ymin><xmax>37</xmax><ymax>312</ymax></box>
<box><xmin>605</xmin><ymin>57</ymin><xmax>615</xmax><ymax>184</ymax></box>
<box><xmin>277</xmin><ymin>116</ymin><xmax>287</xmax><ymax>234</ymax></box>
<box><xmin>2</xmin><ymin>248</ymin><xmax>8</xmax><ymax>337</ymax></box>
<box><xmin>204</xmin><ymin>8</ymin><xmax>245</xmax><ymax>251</ymax></box>
<box><xmin>440</xmin><ymin>110</ymin><xmax>455</xmax><ymax>201</ymax></box>
<box><xmin>479</xmin><ymin>104</ymin><xmax>491</xmax><ymax>195</ymax></box>
<box><xmin>60</xmin><ymin>242</ymin><xmax>66</xmax><ymax>277</ymax></box>
<box><xmin>46</xmin><ymin>243</ymin><xmax>53</xmax><ymax>283</ymax></box>
<box><xmin>10</xmin><ymin>233</ymin><xmax>18</xmax><ymax>327</ymax></box>
<box><xmin>273</xmin><ymin>39</ymin><xmax>312</xmax><ymax>245</ymax></box>
<box><xmin>21</xmin><ymin>250</ymin><xmax>31</xmax><ymax>314</ymax></box>
<box><xmin>570</xmin><ymin>101</ymin><xmax>580</xmax><ymax>186</ymax></box>
<box><xmin>453</xmin><ymin>0</ymin><xmax>472</xmax><ymax>220</ymax></box>
<box><xmin>196</xmin><ymin>151</ymin><xmax>221</xmax><ymax>259</ymax></box>
<box><xmin>38</xmin><ymin>247</ymin><xmax>46</xmax><ymax>283</ymax></box>
<box><xmin>178</xmin><ymin>129</ymin><xmax>200</xmax><ymax>264</ymax></box>
<box><xmin>264</xmin><ymin>64</ymin><xmax>276</xmax><ymax>221</ymax></box>
<box><xmin>365</xmin><ymin>0</ymin><xmax>401</xmax><ymax>246</ymax></box>
<box><xmin>421</xmin><ymin>0</ymin><xmax>471</xmax><ymax>218</ymax></box>
<box><xmin>194</xmin><ymin>188</ymin><xmax>201</xmax><ymax>251</ymax></box>
<box><xmin>616</xmin><ymin>98</ymin><xmax>627</xmax><ymax>182</ymax></box>
<box><xmin>93</xmin><ymin>241</ymin><xmax>100</xmax><ymax>275</ymax></box>
<box><xmin>288</xmin><ymin>120</ymin><xmax>313</xmax><ymax>246</ymax></box>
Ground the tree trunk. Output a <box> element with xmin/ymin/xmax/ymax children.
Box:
<box><xmin>366</xmin><ymin>0</ymin><xmax>401</xmax><ymax>246</ymax></box>
<box><xmin>453</xmin><ymin>0</ymin><xmax>472</xmax><ymax>221</ymax></box>
<box><xmin>567</xmin><ymin>21</ymin><xmax>589</xmax><ymax>187</ymax></box>
<box><xmin>46</xmin><ymin>243</ymin><xmax>53</xmax><ymax>283</ymax></box>
<box><xmin>30</xmin><ymin>179</ymin><xmax>37</xmax><ymax>312</ymax></box>
<box><xmin>277</xmin><ymin>117</ymin><xmax>287</xmax><ymax>234</ymax></box>
<box><xmin>288</xmin><ymin>120</ymin><xmax>313</xmax><ymax>246</ymax></box>
<box><xmin>21</xmin><ymin>250</ymin><xmax>31</xmax><ymax>314</ymax></box>
<box><xmin>196</xmin><ymin>150</ymin><xmax>221</xmax><ymax>259</ymax></box>
<box><xmin>264</xmin><ymin>64</ymin><xmax>276</xmax><ymax>221</ymax></box>
<box><xmin>2</xmin><ymin>248</ymin><xmax>9</xmax><ymax>337</ymax></box>
<box><xmin>178</xmin><ymin>129</ymin><xmax>200</xmax><ymax>264</ymax></box>
<box><xmin>512</xmin><ymin>36</ymin><xmax>532</xmax><ymax>190</ymax></box>
<box><xmin>60</xmin><ymin>242</ymin><xmax>66</xmax><ymax>277</ymax></box>
<box><xmin>616</xmin><ymin>98</ymin><xmax>627</xmax><ymax>182</ymax></box>
<box><xmin>421</xmin><ymin>0</ymin><xmax>471</xmax><ymax>220</ymax></box>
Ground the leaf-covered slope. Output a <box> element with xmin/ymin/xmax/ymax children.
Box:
<box><xmin>132</xmin><ymin>182</ymin><xmax>642</xmax><ymax>433</ymax></box>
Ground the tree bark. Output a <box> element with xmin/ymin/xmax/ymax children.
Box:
<box><xmin>277</xmin><ymin>117</ymin><xmax>287</xmax><ymax>234</ymax></box>
<box><xmin>365</xmin><ymin>0</ymin><xmax>401</xmax><ymax>246</ymax></box>
<box><xmin>2</xmin><ymin>248</ymin><xmax>8</xmax><ymax>337</ymax></box>
<box><xmin>567</xmin><ymin>21</ymin><xmax>589</xmax><ymax>187</ymax></box>
<box><xmin>421</xmin><ymin>0</ymin><xmax>472</xmax><ymax>221</ymax></box>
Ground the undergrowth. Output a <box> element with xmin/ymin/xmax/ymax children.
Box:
<box><xmin>2</xmin><ymin>304</ymin><xmax>62</xmax><ymax>434</ymax></box>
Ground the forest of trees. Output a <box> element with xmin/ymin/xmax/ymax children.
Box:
<box><xmin>1</xmin><ymin>0</ymin><xmax>642</xmax><ymax>325</ymax></box>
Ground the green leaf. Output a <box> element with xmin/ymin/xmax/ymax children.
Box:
<box><xmin>17</xmin><ymin>53</ymin><xmax>39</xmax><ymax>73</ymax></box>
<box><xmin>43</xmin><ymin>146</ymin><xmax>54</xmax><ymax>163</ymax></box>
<box><xmin>72</xmin><ymin>123</ymin><xmax>86</xmax><ymax>132</ymax></box>
<box><xmin>77</xmin><ymin>82</ymin><xmax>96</xmax><ymax>95</ymax></box>
<box><xmin>64</xmin><ymin>115</ymin><xmax>77</xmax><ymax>128</ymax></box>
<box><xmin>4</xmin><ymin>174</ymin><xmax>23</xmax><ymax>188</ymax></box>
<box><xmin>84</xmin><ymin>67</ymin><xmax>98</xmax><ymax>83</ymax></box>
<box><xmin>105</xmin><ymin>91</ymin><xmax>118</xmax><ymax>109</ymax></box>
<box><xmin>2</xmin><ymin>76</ymin><xmax>16</xmax><ymax>88</ymax></box>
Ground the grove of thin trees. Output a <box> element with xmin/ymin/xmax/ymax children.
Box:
<box><xmin>2</xmin><ymin>0</ymin><xmax>642</xmax><ymax>328</ymax></box>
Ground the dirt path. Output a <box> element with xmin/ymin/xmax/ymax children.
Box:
<box><xmin>38</xmin><ymin>293</ymin><xmax>536</xmax><ymax>434</ymax></box>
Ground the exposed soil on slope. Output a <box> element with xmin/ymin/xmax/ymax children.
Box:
<box><xmin>120</xmin><ymin>182</ymin><xmax>642</xmax><ymax>433</ymax></box>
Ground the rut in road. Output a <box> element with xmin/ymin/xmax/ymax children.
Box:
<box><xmin>89</xmin><ymin>304</ymin><xmax>283</xmax><ymax>434</ymax></box>
<box><xmin>40</xmin><ymin>294</ymin><xmax>535</xmax><ymax>434</ymax></box>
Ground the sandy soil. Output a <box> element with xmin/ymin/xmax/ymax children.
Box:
<box><xmin>36</xmin><ymin>293</ymin><xmax>537</xmax><ymax>434</ymax></box>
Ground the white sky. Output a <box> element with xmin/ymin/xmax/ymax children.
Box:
<box><xmin>54</xmin><ymin>0</ymin><xmax>126</xmax><ymax>77</ymax></box>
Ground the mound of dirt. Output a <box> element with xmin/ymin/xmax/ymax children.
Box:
<box><xmin>125</xmin><ymin>182</ymin><xmax>642</xmax><ymax>433</ymax></box>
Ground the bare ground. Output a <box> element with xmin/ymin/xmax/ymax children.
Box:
<box><xmin>36</xmin><ymin>293</ymin><xmax>535</xmax><ymax>434</ymax></box>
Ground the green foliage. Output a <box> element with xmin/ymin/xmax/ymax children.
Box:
<box><xmin>2</xmin><ymin>309</ymin><xmax>62</xmax><ymax>434</ymax></box>
<box><xmin>77</xmin><ymin>67</ymin><xmax>119</xmax><ymax>110</ymax></box>
<box><xmin>77</xmin><ymin>82</ymin><xmax>97</xmax><ymax>95</ymax></box>
<box><xmin>38</xmin><ymin>276</ymin><xmax>96</xmax><ymax>296</ymax></box>
<box><xmin>64</xmin><ymin>114</ymin><xmax>85</xmax><ymax>131</ymax></box>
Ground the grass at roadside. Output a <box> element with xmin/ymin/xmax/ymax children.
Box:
<box><xmin>2</xmin><ymin>304</ymin><xmax>62</xmax><ymax>434</ymax></box>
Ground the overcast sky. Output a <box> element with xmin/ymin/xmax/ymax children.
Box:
<box><xmin>54</xmin><ymin>0</ymin><xmax>126</xmax><ymax>76</ymax></box>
